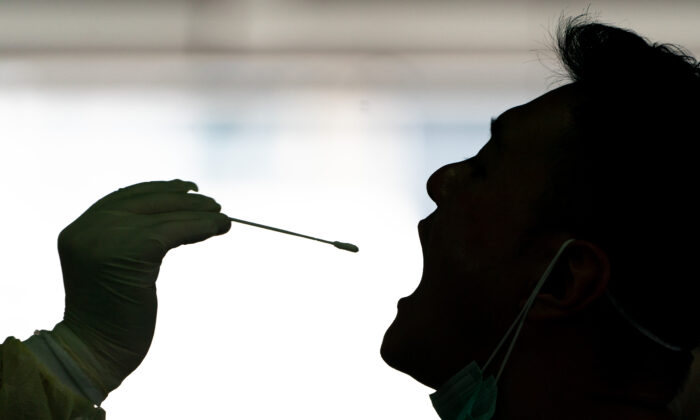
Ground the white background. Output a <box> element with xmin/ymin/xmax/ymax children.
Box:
<box><xmin>1</xmin><ymin>1</ymin><xmax>698</xmax><ymax>419</ymax></box>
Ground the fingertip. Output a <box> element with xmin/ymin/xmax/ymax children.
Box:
<box><xmin>220</xmin><ymin>214</ymin><xmax>232</xmax><ymax>233</ymax></box>
<box><xmin>178</xmin><ymin>179</ymin><xmax>198</xmax><ymax>192</ymax></box>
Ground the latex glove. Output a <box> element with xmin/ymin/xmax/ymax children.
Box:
<box><xmin>49</xmin><ymin>179</ymin><xmax>230</xmax><ymax>400</ymax></box>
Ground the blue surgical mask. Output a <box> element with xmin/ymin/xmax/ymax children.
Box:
<box><xmin>429</xmin><ymin>238</ymin><xmax>688</xmax><ymax>420</ymax></box>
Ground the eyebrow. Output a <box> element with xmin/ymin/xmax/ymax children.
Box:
<box><xmin>465</xmin><ymin>115</ymin><xmax>505</xmax><ymax>161</ymax></box>
<box><xmin>490</xmin><ymin>115</ymin><xmax>503</xmax><ymax>140</ymax></box>
<box><xmin>489</xmin><ymin>115</ymin><xmax>505</xmax><ymax>151</ymax></box>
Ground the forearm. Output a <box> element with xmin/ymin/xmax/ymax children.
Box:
<box><xmin>22</xmin><ymin>321</ymin><xmax>117</xmax><ymax>406</ymax></box>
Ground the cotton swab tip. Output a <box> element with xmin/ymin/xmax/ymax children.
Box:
<box><xmin>333</xmin><ymin>241</ymin><xmax>359</xmax><ymax>253</ymax></box>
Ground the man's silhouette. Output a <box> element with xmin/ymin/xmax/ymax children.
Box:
<box><xmin>382</xmin><ymin>11</ymin><xmax>699</xmax><ymax>420</ymax></box>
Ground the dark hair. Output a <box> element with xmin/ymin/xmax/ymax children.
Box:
<box><xmin>533</xmin><ymin>8</ymin><xmax>700</xmax><ymax>395</ymax></box>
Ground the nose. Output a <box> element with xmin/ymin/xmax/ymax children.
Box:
<box><xmin>426</xmin><ymin>161</ymin><xmax>462</xmax><ymax>205</ymax></box>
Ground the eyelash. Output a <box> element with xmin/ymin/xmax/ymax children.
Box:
<box><xmin>461</xmin><ymin>119</ymin><xmax>494</xmax><ymax>172</ymax></box>
<box><xmin>463</xmin><ymin>119</ymin><xmax>495</xmax><ymax>161</ymax></box>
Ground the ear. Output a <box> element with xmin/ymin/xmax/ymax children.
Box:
<box><xmin>525</xmin><ymin>240</ymin><xmax>610</xmax><ymax>321</ymax></box>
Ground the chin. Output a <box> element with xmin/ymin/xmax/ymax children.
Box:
<box><xmin>380</xmin><ymin>315</ymin><xmax>410</xmax><ymax>369</ymax></box>
<box><xmin>380</xmin><ymin>314</ymin><xmax>435</xmax><ymax>388</ymax></box>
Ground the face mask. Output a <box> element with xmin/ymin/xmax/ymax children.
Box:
<box><xmin>429</xmin><ymin>238</ymin><xmax>689</xmax><ymax>420</ymax></box>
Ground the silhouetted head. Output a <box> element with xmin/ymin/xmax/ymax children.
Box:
<box><xmin>381</xmin><ymin>9</ymin><xmax>699</xmax><ymax>411</ymax></box>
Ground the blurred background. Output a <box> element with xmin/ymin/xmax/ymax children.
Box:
<box><xmin>1</xmin><ymin>1</ymin><xmax>699</xmax><ymax>418</ymax></box>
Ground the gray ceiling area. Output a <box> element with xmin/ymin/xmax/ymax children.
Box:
<box><xmin>0</xmin><ymin>0</ymin><xmax>698</xmax><ymax>54</ymax></box>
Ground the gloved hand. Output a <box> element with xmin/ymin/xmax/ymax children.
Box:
<box><xmin>48</xmin><ymin>179</ymin><xmax>230</xmax><ymax>400</ymax></box>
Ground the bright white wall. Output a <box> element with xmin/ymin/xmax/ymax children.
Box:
<box><xmin>0</xmin><ymin>53</ymin><xmax>550</xmax><ymax>419</ymax></box>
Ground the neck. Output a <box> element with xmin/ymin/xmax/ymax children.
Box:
<box><xmin>485</xmin><ymin>313</ymin><xmax>677</xmax><ymax>420</ymax></box>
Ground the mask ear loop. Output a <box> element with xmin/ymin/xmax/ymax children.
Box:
<box><xmin>483</xmin><ymin>239</ymin><xmax>577</xmax><ymax>383</ymax></box>
<box><xmin>604</xmin><ymin>290</ymin><xmax>686</xmax><ymax>352</ymax></box>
